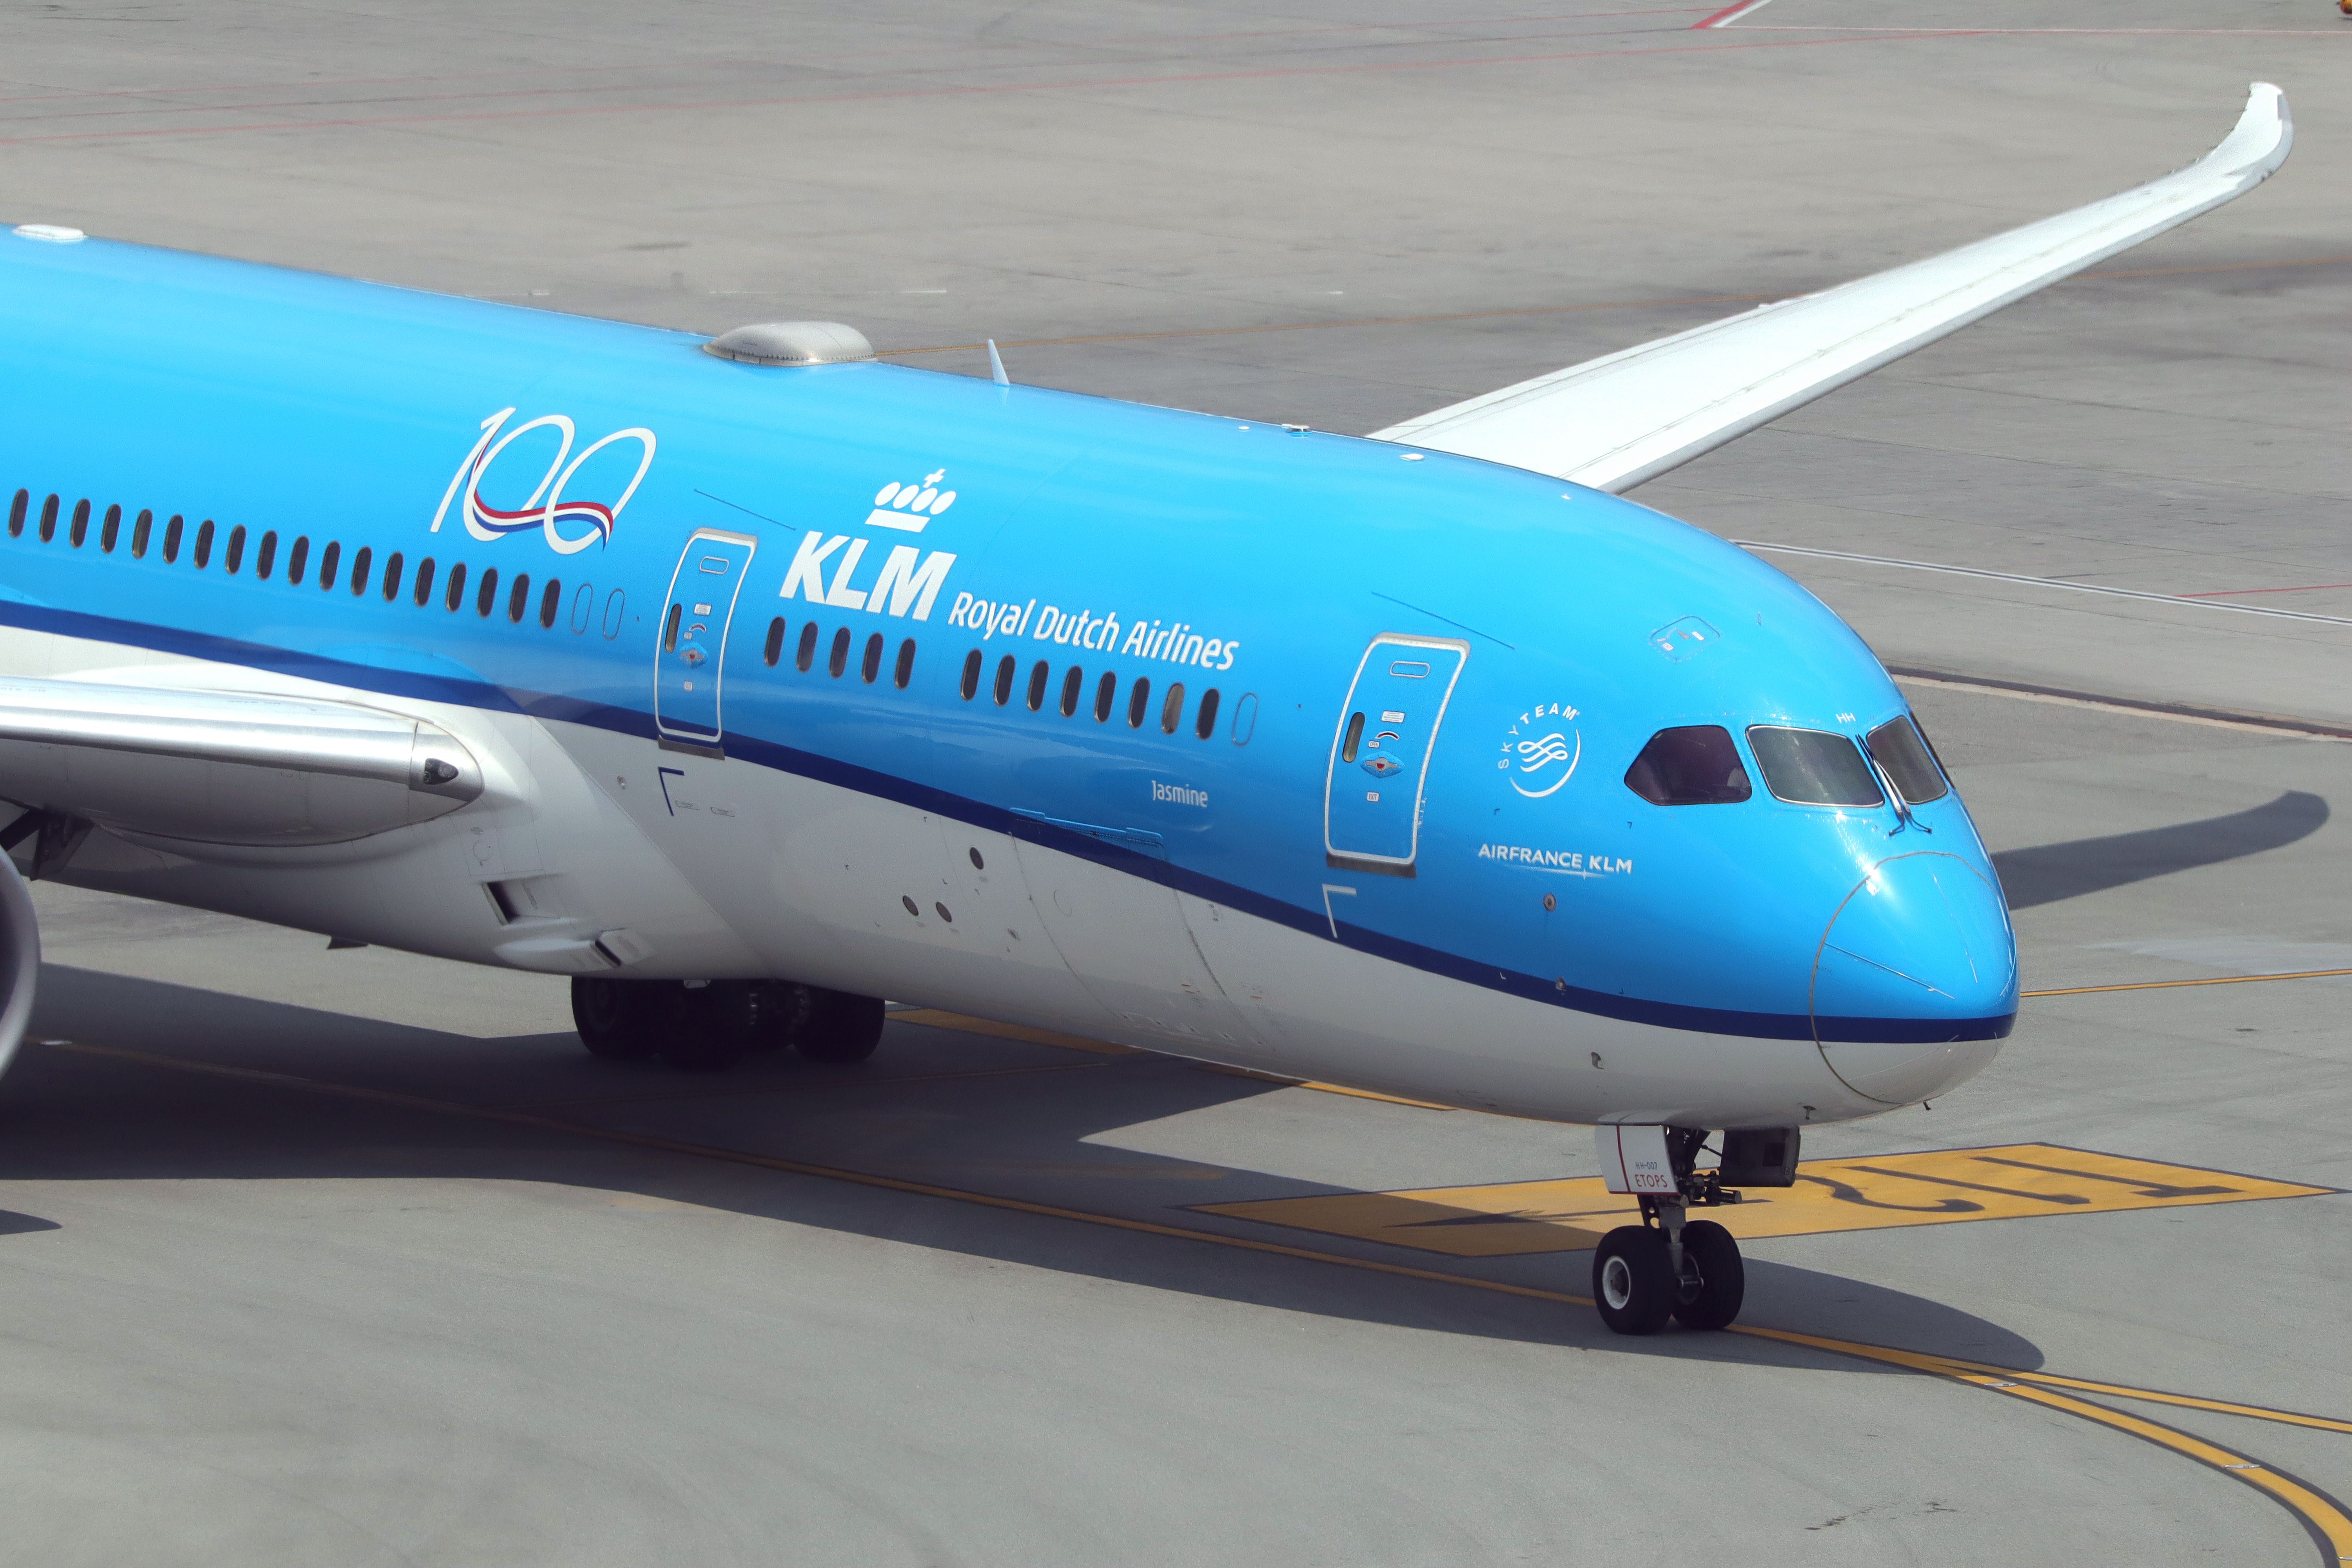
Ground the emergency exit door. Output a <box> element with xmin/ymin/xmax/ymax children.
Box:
<box><xmin>1323</xmin><ymin>635</ymin><xmax>1468</xmax><ymax>875</ymax></box>
<box><xmin>654</xmin><ymin>528</ymin><xmax>757</xmax><ymax>752</ymax></box>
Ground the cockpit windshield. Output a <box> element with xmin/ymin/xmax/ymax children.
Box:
<box><xmin>1865</xmin><ymin>715</ymin><xmax>1949</xmax><ymax>804</ymax></box>
<box><xmin>1746</xmin><ymin>726</ymin><xmax>1884</xmax><ymax>807</ymax></box>
<box><xmin>1624</xmin><ymin>725</ymin><xmax>1752</xmax><ymax>805</ymax></box>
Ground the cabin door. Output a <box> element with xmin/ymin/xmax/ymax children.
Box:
<box><xmin>1323</xmin><ymin>635</ymin><xmax>1469</xmax><ymax>875</ymax></box>
<box><xmin>654</xmin><ymin>528</ymin><xmax>757</xmax><ymax>753</ymax></box>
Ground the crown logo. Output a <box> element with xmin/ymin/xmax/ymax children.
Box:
<box><xmin>867</xmin><ymin>469</ymin><xmax>957</xmax><ymax>533</ymax></box>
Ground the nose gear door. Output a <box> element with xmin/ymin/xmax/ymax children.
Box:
<box><xmin>654</xmin><ymin>528</ymin><xmax>757</xmax><ymax>754</ymax></box>
<box><xmin>1323</xmin><ymin>634</ymin><xmax>1468</xmax><ymax>876</ymax></box>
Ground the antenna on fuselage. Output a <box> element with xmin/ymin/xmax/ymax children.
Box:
<box><xmin>987</xmin><ymin>339</ymin><xmax>1010</xmax><ymax>388</ymax></box>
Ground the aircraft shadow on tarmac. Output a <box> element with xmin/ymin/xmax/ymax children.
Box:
<box><xmin>8</xmin><ymin>964</ymin><xmax>2042</xmax><ymax>1373</ymax></box>
<box><xmin>1993</xmin><ymin>788</ymin><xmax>2328</xmax><ymax>910</ymax></box>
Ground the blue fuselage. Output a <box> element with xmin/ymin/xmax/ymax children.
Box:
<box><xmin>0</xmin><ymin>229</ymin><xmax>2015</xmax><ymax>1104</ymax></box>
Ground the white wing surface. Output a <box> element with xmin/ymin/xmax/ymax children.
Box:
<box><xmin>1371</xmin><ymin>84</ymin><xmax>2291</xmax><ymax>493</ymax></box>
<box><xmin>0</xmin><ymin>678</ymin><xmax>483</xmax><ymax>850</ymax></box>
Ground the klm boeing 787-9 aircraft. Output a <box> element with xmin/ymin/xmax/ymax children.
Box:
<box><xmin>0</xmin><ymin>87</ymin><xmax>2289</xmax><ymax>1333</ymax></box>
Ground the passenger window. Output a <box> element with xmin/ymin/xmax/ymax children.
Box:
<box><xmin>1058</xmin><ymin>666</ymin><xmax>1082</xmax><ymax>717</ymax></box>
<box><xmin>1127</xmin><ymin>676</ymin><xmax>1151</xmax><ymax>728</ymax></box>
<box><xmin>1624</xmin><ymin>726</ymin><xmax>1751</xmax><ymax>806</ymax></box>
<box><xmin>381</xmin><ymin>551</ymin><xmax>403</xmax><ymax>600</ymax></box>
<box><xmin>1865</xmin><ymin>716</ymin><xmax>1949</xmax><ymax>804</ymax></box>
<box><xmin>538</xmin><ymin>577</ymin><xmax>560</xmax><ymax>628</ymax></box>
<box><xmin>255</xmin><ymin>529</ymin><xmax>276</xmax><ymax>578</ymax></box>
<box><xmin>131</xmin><ymin>509</ymin><xmax>152</xmax><ymax>558</ymax></box>
<box><xmin>413</xmin><ymin>557</ymin><xmax>436</xmax><ymax>606</ymax></box>
<box><xmin>286</xmin><ymin>534</ymin><xmax>307</xmax><ymax>584</ymax></box>
<box><xmin>224</xmin><ymin>524</ymin><xmax>245</xmax><ymax>573</ymax></box>
<box><xmin>992</xmin><ymin>653</ymin><xmax>1015</xmax><ymax>706</ymax></box>
<box><xmin>796</xmin><ymin>621</ymin><xmax>818</xmax><ymax>672</ymax></box>
<box><xmin>569</xmin><ymin>582</ymin><xmax>593</xmax><ymax>633</ymax></box>
<box><xmin>1093</xmin><ymin>670</ymin><xmax>1116</xmax><ymax>722</ymax></box>
<box><xmin>1746</xmin><ymin>726</ymin><xmax>1883</xmax><ymax>807</ymax></box>
<box><xmin>763</xmin><ymin>617</ymin><xmax>786</xmax><ymax>667</ymax></box>
<box><xmin>476</xmin><ymin>566</ymin><xmax>498</xmax><ymax>617</ymax></box>
<box><xmin>38</xmin><ymin>494</ymin><xmax>58</xmax><ymax>542</ymax></box>
<box><xmin>163</xmin><ymin>514</ymin><xmax>182</xmax><ymax>563</ymax></box>
<box><xmin>663</xmin><ymin>603</ymin><xmax>682</xmax><ymax>651</ymax></box>
<box><xmin>1025</xmin><ymin>660</ymin><xmax>1049</xmax><ymax>711</ymax></box>
<box><xmin>959</xmin><ymin>648</ymin><xmax>982</xmax><ymax>700</ymax></box>
<box><xmin>828</xmin><ymin>626</ymin><xmax>851</xmax><ymax>677</ymax></box>
<box><xmin>507</xmin><ymin>572</ymin><xmax>530</xmax><ymax>622</ymax></box>
<box><xmin>601</xmin><ymin>587</ymin><xmax>626</xmax><ymax>639</ymax></box>
<box><xmin>196</xmin><ymin>519</ymin><xmax>216</xmax><ymax>569</ymax></box>
<box><xmin>893</xmin><ymin>638</ymin><xmax>915</xmax><ymax>690</ymax></box>
<box><xmin>350</xmin><ymin>545</ymin><xmax>371</xmax><ymax>594</ymax></box>
<box><xmin>100</xmin><ymin>503</ymin><xmax>119</xmax><ymax>553</ymax></box>
<box><xmin>317</xmin><ymin>540</ymin><xmax>339</xmax><ymax>590</ymax></box>
<box><xmin>1231</xmin><ymin>692</ymin><xmax>1258</xmax><ymax>746</ymax></box>
<box><xmin>444</xmin><ymin>561</ymin><xmax>466</xmax><ymax>610</ymax></box>
<box><xmin>861</xmin><ymin>632</ymin><xmax>884</xmax><ymax>683</ymax></box>
<box><xmin>69</xmin><ymin>499</ymin><xmax>89</xmax><ymax>547</ymax></box>
<box><xmin>5</xmin><ymin>490</ymin><xmax>22</xmax><ymax>536</ymax></box>
<box><xmin>1160</xmin><ymin>682</ymin><xmax>1185</xmax><ymax>735</ymax></box>
<box><xmin>1340</xmin><ymin>711</ymin><xmax>1365</xmax><ymax>763</ymax></box>
<box><xmin>1195</xmin><ymin>687</ymin><xmax>1220</xmax><ymax>740</ymax></box>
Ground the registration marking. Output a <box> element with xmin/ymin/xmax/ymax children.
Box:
<box><xmin>1193</xmin><ymin>1143</ymin><xmax>2335</xmax><ymax>1258</ymax></box>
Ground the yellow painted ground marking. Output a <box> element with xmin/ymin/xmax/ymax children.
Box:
<box><xmin>900</xmin><ymin>1012</ymin><xmax>1455</xmax><ymax>1107</ymax></box>
<box><xmin>2024</xmin><ymin>967</ymin><xmax>2352</xmax><ymax>998</ymax></box>
<box><xmin>33</xmin><ymin>1040</ymin><xmax>2352</xmax><ymax>1566</ymax></box>
<box><xmin>1194</xmin><ymin>1143</ymin><xmax>2336</xmax><ymax>1258</ymax></box>
<box><xmin>890</xmin><ymin>1008</ymin><xmax>1140</xmax><ymax>1055</ymax></box>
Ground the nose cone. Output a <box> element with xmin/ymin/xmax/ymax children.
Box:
<box><xmin>1811</xmin><ymin>851</ymin><xmax>2017</xmax><ymax>1105</ymax></box>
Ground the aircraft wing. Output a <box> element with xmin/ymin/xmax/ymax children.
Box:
<box><xmin>1369</xmin><ymin>83</ymin><xmax>2291</xmax><ymax>493</ymax></box>
<box><xmin>0</xmin><ymin>677</ymin><xmax>483</xmax><ymax>854</ymax></box>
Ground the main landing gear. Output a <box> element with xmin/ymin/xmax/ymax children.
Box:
<box><xmin>570</xmin><ymin>977</ymin><xmax>885</xmax><ymax>1072</ymax></box>
<box><xmin>1590</xmin><ymin>1125</ymin><xmax>1798</xmax><ymax>1336</ymax></box>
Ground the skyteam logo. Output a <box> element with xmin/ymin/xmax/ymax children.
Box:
<box><xmin>1501</xmin><ymin>701</ymin><xmax>1581</xmax><ymax>798</ymax></box>
<box><xmin>430</xmin><ymin>407</ymin><xmax>656</xmax><ymax>556</ymax></box>
<box><xmin>780</xmin><ymin>466</ymin><xmax>959</xmax><ymax>620</ymax></box>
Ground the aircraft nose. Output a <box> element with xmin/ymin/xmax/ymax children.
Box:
<box><xmin>1810</xmin><ymin>850</ymin><xmax>2017</xmax><ymax>1106</ymax></box>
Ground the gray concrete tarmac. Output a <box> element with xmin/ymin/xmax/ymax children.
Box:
<box><xmin>0</xmin><ymin>3</ymin><xmax>2348</xmax><ymax>1564</ymax></box>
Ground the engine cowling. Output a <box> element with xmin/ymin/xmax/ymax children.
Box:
<box><xmin>0</xmin><ymin>847</ymin><xmax>36</xmax><ymax>1078</ymax></box>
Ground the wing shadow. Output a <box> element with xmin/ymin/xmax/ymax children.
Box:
<box><xmin>1993</xmin><ymin>790</ymin><xmax>2328</xmax><ymax>911</ymax></box>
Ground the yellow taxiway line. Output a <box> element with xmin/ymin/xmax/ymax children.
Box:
<box><xmin>2023</xmin><ymin>967</ymin><xmax>2352</xmax><ymax>999</ymax></box>
<box><xmin>33</xmin><ymin>1035</ymin><xmax>2352</xmax><ymax>1564</ymax></box>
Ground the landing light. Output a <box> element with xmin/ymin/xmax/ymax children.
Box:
<box><xmin>12</xmin><ymin>225</ymin><xmax>85</xmax><ymax>244</ymax></box>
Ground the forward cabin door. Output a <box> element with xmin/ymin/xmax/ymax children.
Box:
<box><xmin>1323</xmin><ymin>635</ymin><xmax>1469</xmax><ymax>876</ymax></box>
<box><xmin>654</xmin><ymin>528</ymin><xmax>757</xmax><ymax>754</ymax></box>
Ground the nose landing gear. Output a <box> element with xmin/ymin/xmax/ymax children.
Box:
<box><xmin>1590</xmin><ymin>1125</ymin><xmax>1791</xmax><ymax>1335</ymax></box>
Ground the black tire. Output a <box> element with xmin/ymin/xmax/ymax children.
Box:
<box><xmin>1592</xmin><ymin>1225</ymin><xmax>1674</xmax><ymax>1336</ymax></box>
<box><xmin>796</xmin><ymin>987</ymin><xmax>884</xmax><ymax>1063</ymax></box>
<box><xmin>572</xmin><ymin>976</ymin><xmax>660</xmax><ymax>1060</ymax></box>
<box><xmin>749</xmin><ymin>981</ymin><xmax>813</xmax><ymax>1052</ymax></box>
<box><xmin>659</xmin><ymin>981</ymin><xmax>759</xmax><ymax>1072</ymax></box>
<box><xmin>1671</xmin><ymin>1220</ymin><xmax>1745</xmax><ymax>1331</ymax></box>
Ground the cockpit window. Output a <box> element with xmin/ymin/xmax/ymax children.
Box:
<box><xmin>1865</xmin><ymin>716</ymin><xmax>1948</xmax><ymax>804</ymax></box>
<box><xmin>1624</xmin><ymin>725</ymin><xmax>1751</xmax><ymax>806</ymax></box>
<box><xmin>1747</xmin><ymin>726</ymin><xmax>1884</xmax><ymax>807</ymax></box>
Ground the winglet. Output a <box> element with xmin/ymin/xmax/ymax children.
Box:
<box><xmin>2198</xmin><ymin>82</ymin><xmax>2291</xmax><ymax>191</ymax></box>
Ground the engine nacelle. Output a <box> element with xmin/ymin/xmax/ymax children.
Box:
<box><xmin>0</xmin><ymin>846</ymin><xmax>35</xmax><ymax>1077</ymax></box>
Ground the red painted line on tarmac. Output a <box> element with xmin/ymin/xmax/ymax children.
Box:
<box><xmin>1692</xmin><ymin>0</ymin><xmax>1777</xmax><ymax>26</ymax></box>
<box><xmin>2178</xmin><ymin>582</ymin><xmax>2352</xmax><ymax>600</ymax></box>
<box><xmin>0</xmin><ymin>31</ymin><xmax>1964</xmax><ymax>147</ymax></box>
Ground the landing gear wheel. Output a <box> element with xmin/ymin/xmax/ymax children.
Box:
<box><xmin>1592</xmin><ymin>1225</ymin><xmax>1674</xmax><ymax>1336</ymax></box>
<box><xmin>795</xmin><ymin>987</ymin><xmax>885</xmax><ymax>1063</ymax></box>
<box><xmin>748</xmin><ymin>981</ymin><xmax>811</xmax><ymax>1053</ymax></box>
<box><xmin>572</xmin><ymin>976</ymin><xmax>660</xmax><ymax>1060</ymax></box>
<box><xmin>659</xmin><ymin>981</ymin><xmax>760</xmax><ymax>1072</ymax></box>
<box><xmin>1670</xmin><ymin>1219</ymin><xmax>1745</xmax><ymax>1331</ymax></box>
